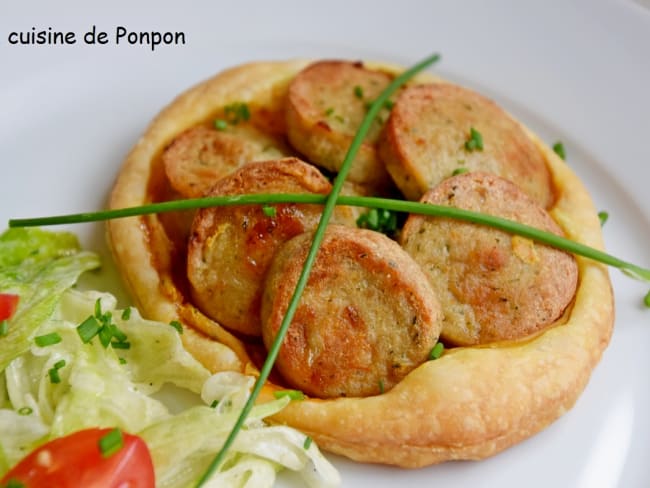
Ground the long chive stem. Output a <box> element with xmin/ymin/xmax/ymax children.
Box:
<box><xmin>8</xmin><ymin>193</ymin><xmax>650</xmax><ymax>283</ymax></box>
<box><xmin>193</xmin><ymin>53</ymin><xmax>441</xmax><ymax>486</ymax></box>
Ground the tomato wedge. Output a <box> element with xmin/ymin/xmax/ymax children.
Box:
<box><xmin>0</xmin><ymin>294</ymin><xmax>19</xmax><ymax>322</ymax></box>
<box><xmin>0</xmin><ymin>428</ymin><xmax>155</xmax><ymax>488</ymax></box>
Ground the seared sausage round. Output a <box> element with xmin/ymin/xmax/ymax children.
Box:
<box><xmin>163</xmin><ymin>125</ymin><xmax>285</xmax><ymax>198</ymax></box>
<box><xmin>378</xmin><ymin>83</ymin><xmax>555</xmax><ymax>207</ymax></box>
<box><xmin>400</xmin><ymin>172</ymin><xmax>577</xmax><ymax>346</ymax></box>
<box><xmin>286</xmin><ymin>60</ymin><xmax>394</xmax><ymax>192</ymax></box>
<box><xmin>261</xmin><ymin>224</ymin><xmax>442</xmax><ymax>398</ymax></box>
<box><xmin>187</xmin><ymin>157</ymin><xmax>354</xmax><ymax>336</ymax></box>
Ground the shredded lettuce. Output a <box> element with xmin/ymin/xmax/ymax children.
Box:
<box><xmin>0</xmin><ymin>228</ymin><xmax>340</xmax><ymax>487</ymax></box>
<box><xmin>0</xmin><ymin>228</ymin><xmax>100</xmax><ymax>371</ymax></box>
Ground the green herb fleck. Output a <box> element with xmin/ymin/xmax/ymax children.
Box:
<box><xmin>53</xmin><ymin>359</ymin><xmax>66</xmax><ymax>370</ymax></box>
<box><xmin>356</xmin><ymin>208</ymin><xmax>398</xmax><ymax>236</ymax></box>
<box><xmin>598</xmin><ymin>211</ymin><xmax>609</xmax><ymax>226</ymax></box>
<box><xmin>94</xmin><ymin>298</ymin><xmax>102</xmax><ymax>318</ymax></box>
<box><xmin>262</xmin><ymin>205</ymin><xmax>277</xmax><ymax>218</ymax></box>
<box><xmin>552</xmin><ymin>142</ymin><xmax>566</xmax><ymax>160</ymax></box>
<box><xmin>354</xmin><ymin>85</ymin><xmax>364</xmax><ymax>99</ymax></box>
<box><xmin>213</xmin><ymin>119</ymin><xmax>229</xmax><ymax>131</ymax></box>
<box><xmin>121</xmin><ymin>307</ymin><xmax>132</xmax><ymax>321</ymax></box>
<box><xmin>111</xmin><ymin>341</ymin><xmax>131</xmax><ymax>350</ymax></box>
<box><xmin>110</xmin><ymin>324</ymin><xmax>128</xmax><ymax>343</ymax></box>
<box><xmin>644</xmin><ymin>290</ymin><xmax>650</xmax><ymax>308</ymax></box>
<box><xmin>429</xmin><ymin>342</ymin><xmax>444</xmax><ymax>360</ymax></box>
<box><xmin>464</xmin><ymin>127</ymin><xmax>483</xmax><ymax>152</ymax></box>
<box><xmin>210</xmin><ymin>399</ymin><xmax>219</xmax><ymax>409</ymax></box>
<box><xmin>324</xmin><ymin>107</ymin><xmax>334</xmax><ymax>117</ymax></box>
<box><xmin>303</xmin><ymin>436</ymin><xmax>313</xmax><ymax>450</ymax></box>
<box><xmin>273</xmin><ymin>389</ymin><xmax>305</xmax><ymax>401</ymax></box>
<box><xmin>169</xmin><ymin>320</ymin><xmax>183</xmax><ymax>334</ymax></box>
<box><xmin>0</xmin><ymin>320</ymin><xmax>8</xmax><ymax>336</ymax></box>
<box><xmin>98</xmin><ymin>428</ymin><xmax>124</xmax><ymax>458</ymax></box>
<box><xmin>48</xmin><ymin>368</ymin><xmax>61</xmax><ymax>384</ymax></box>
<box><xmin>77</xmin><ymin>316</ymin><xmax>101</xmax><ymax>343</ymax></box>
<box><xmin>17</xmin><ymin>406</ymin><xmax>33</xmax><ymax>416</ymax></box>
<box><xmin>98</xmin><ymin>324</ymin><xmax>113</xmax><ymax>348</ymax></box>
<box><xmin>119</xmin><ymin>357</ymin><xmax>127</xmax><ymax>365</ymax></box>
<box><xmin>224</xmin><ymin>102</ymin><xmax>250</xmax><ymax>125</ymax></box>
<box><xmin>378</xmin><ymin>379</ymin><xmax>385</xmax><ymax>394</ymax></box>
<box><xmin>34</xmin><ymin>332</ymin><xmax>62</xmax><ymax>347</ymax></box>
<box><xmin>452</xmin><ymin>167</ymin><xmax>469</xmax><ymax>176</ymax></box>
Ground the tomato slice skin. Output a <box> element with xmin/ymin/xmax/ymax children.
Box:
<box><xmin>1</xmin><ymin>427</ymin><xmax>155</xmax><ymax>488</ymax></box>
<box><xmin>0</xmin><ymin>294</ymin><xmax>19</xmax><ymax>322</ymax></box>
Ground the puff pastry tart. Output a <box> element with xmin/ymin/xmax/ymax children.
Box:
<box><xmin>107</xmin><ymin>59</ymin><xmax>614</xmax><ymax>467</ymax></box>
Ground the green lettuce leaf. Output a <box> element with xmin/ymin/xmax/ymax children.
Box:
<box><xmin>0</xmin><ymin>228</ymin><xmax>100</xmax><ymax>371</ymax></box>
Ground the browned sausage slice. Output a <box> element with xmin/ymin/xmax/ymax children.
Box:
<box><xmin>400</xmin><ymin>172</ymin><xmax>577</xmax><ymax>346</ymax></box>
<box><xmin>187</xmin><ymin>157</ymin><xmax>355</xmax><ymax>337</ymax></box>
<box><xmin>378</xmin><ymin>83</ymin><xmax>555</xmax><ymax>207</ymax></box>
<box><xmin>286</xmin><ymin>60</ymin><xmax>394</xmax><ymax>192</ymax></box>
<box><xmin>163</xmin><ymin>125</ymin><xmax>285</xmax><ymax>198</ymax></box>
<box><xmin>261</xmin><ymin>225</ymin><xmax>442</xmax><ymax>398</ymax></box>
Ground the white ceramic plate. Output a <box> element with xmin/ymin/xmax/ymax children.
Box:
<box><xmin>2</xmin><ymin>1</ymin><xmax>649</xmax><ymax>487</ymax></box>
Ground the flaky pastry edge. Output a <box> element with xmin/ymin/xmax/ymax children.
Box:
<box><xmin>107</xmin><ymin>60</ymin><xmax>614</xmax><ymax>468</ymax></box>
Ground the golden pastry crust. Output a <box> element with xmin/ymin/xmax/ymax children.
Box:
<box><xmin>107</xmin><ymin>59</ymin><xmax>614</xmax><ymax>467</ymax></box>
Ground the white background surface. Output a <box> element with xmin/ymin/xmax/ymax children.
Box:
<box><xmin>1</xmin><ymin>1</ymin><xmax>649</xmax><ymax>487</ymax></box>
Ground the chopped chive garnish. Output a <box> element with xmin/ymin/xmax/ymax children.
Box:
<box><xmin>224</xmin><ymin>102</ymin><xmax>250</xmax><ymax>124</ymax></box>
<box><xmin>429</xmin><ymin>342</ymin><xmax>445</xmax><ymax>360</ymax></box>
<box><xmin>98</xmin><ymin>428</ymin><xmax>124</xmax><ymax>458</ymax></box>
<box><xmin>261</xmin><ymin>205</ymin><xmax>276</xmax><ymax>218</ymax></box>
<box><xmin>210</xmin><ymin>399</ymin><xmax>219</xmax><ymax>408</ymax></box>
<box><xmin>110</xmin><ymin>324</ymin><xmax>128</xmax><ymax>342</ymax></box>
<box><xmin>169</xmin><ymin>320</ymin><xmax>183</xmax><ymax>334</ymax></box>
<box><xmin>17</xmin><ymin>406</ymin><xmax>33</xmax><ymax>415</ymax></box>
<box><xmin>121</xmin><ymin>307</ymin><xmax>131</xmax><ymax>321</ymax></box>
<box><xmin>77</xmin><ymin>316</ymin><xmax>101</xmax><ymax>343</ymax></box>
<box><xmin>303</xmin><ymin>436</ymin><xmax>313</xmax><ymax>450</ymax></box>
<box><xmin>356</xmin><ymin>208</ymin><xmax>398</xmax><ymax>235</ymax></box>
<box><xmin>378</xmin><ymin>379</ymin><xmax>385</xmax><ymax>394</ymax></box>
<box><xmin>0</xmin><ymin>320</ymin><xmax>8</xmax><ymax>336</ymax></box>
<box><xmin>48</xmin><ymin>368</ymin><xmax>61</xmax><ymax>384</ymax></box>
<box><xmin>354</xmin><ymin>85</ymin><xmax>364</xmax><ymax>99</ymax></box>
<box><xmin>53</xmin><ymin>359</ymin><xmax>66</xmax><ymax>370</ymax></box>
<box><xmin>644</xmin><ymin>290</ymin><xmax>650</xmax><ymax>308</ymax></box>
<box><xmin>213</xmin><ymin>119</ymin><xmax>228</xmax><ymax>131</ymax></box>
<box><xmin>324</xmin><ymin>107</ymin><xmax>334</xmax><ymax>116</ymax></box>
<box><xmin>452</xmin><ymin>167</ymin><xmax>469</xmax><ymax>176</ymax></box>
<box><xmin>119</xmin><ymin>357</ymin><xmax>127</xmax><ymax>365</ymax></box>
<box><xmin>111</xmin><ymin>341</ymin><xmax>131</xmax><ymax>350</ymax></box>
<box><xmin>98</xmin><ymin>324</ymin><xmax>113</xmax><ymax>348</ymax></box>
<box><xmin>598</xmin><ymin>211</ymin><xmax>609</xmax><ymax>226</ymax></box>
<box><xmin>464</xmin><ymin>127</ymin><xmax>483</xmax><ymax>151</ymax></box>
<box><xmin>94</xmin><ymin>298</ymin><xmax>103</xmax><ymax>318</ymax></box>
<box><xmin>273</xmin><ymin>389</ymin><xmax>305</xmax><ymax>401</ymax></box>
<box><xmin>384</xmin><ymin>99</ymin><xmax>394</xmax><ymax>110</ymax></box>
<box><xmin>34</xmin><ymin>332</ymin><xmax>62</xmax><ymax>347</ymax></box>
<box><xmin>8</xmin><ymin>194</ymin><xmax>650</xmax><ymax>286</ymax></box>
<box><xmin>552</xmin><ymin>142</ymin><xmax>566</xmax><ymax>160</ymax></box>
